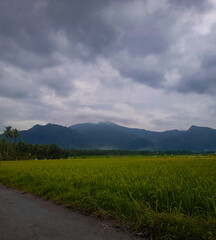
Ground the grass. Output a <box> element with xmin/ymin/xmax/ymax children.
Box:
<box><xmin>0</xmin><ymin>155</ymin><xmax>216</xmax><ymax>239</ymax></box>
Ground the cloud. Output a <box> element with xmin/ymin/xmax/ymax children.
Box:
<box><xmin>1</xmin><ymin>0</ymin><xmax>216</xmax><ymax>131</ymax></box>
<box><xmin>0</xmin><ymin>62</ymin><xmax>37</xmax><ymax>99</ymax></box>
<box><xmin>88</xmin><ymin>0</ymin><xmax>216</xmax><ymax>94</ymax></box>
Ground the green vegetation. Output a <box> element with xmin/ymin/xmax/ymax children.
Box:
<box><xmin>0</xmin><ymin>140</ymin><xmax>68</xmax><ymax>160</ymax></box>
<box><xmin>0</xmin><ymin>156</ymin><xmax>216</xmax><ymax>239</ymax></box>
<box><xmin>0</xmin><ymin>138</ymin><xmax>191</xmax><ymax>161</ymax></box>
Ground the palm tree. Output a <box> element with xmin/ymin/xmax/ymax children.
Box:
<box><xmin>2</xmin><ymin>126</ymin><xmax>12</xmax><ymax>140</ymax></box>
<box><xmin>11</xmin><ymin>128</ymin><xmax>20</xmax><ymax>160</ymax></box>
<box><xmin>12</xmin><ymin>128</ymin><xmax>20</xmax><ymax>144</ymax></box>
<box><xmin>2</xmin><ymin>126</ymin><xmax>12</xmax><ymax>156</ymax></box>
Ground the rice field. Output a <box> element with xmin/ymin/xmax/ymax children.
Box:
<box><xmin>0</xmin><ymin>155</ymin><xmax>216</xmax><ymax>240</ymax></box>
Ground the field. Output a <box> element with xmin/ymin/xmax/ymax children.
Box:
<box><xmin>0</xmin><ymin>155</ymin><xmax>216</xmax><ymax>240</ymax></box>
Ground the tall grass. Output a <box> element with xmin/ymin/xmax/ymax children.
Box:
<box><xmin>0</xmin><ymin>155</ymin><xmax>216</xmax><ymax>239</ymax></box>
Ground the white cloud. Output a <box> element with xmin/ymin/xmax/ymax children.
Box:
<box><xmin>164</xmin><ymin>69</ymin><xmax>181</xmax><ymax>87</ymax></box>
<box><xmin>193</xmin><ymin>0</ymin><xmax>216</xmax><ymax>35</ymax></box>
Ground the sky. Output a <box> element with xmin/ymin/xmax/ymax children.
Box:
<box><xmin>1</xmin><ymin>0</ymin><xmax>216</xmax><ymax>131</ymax></box>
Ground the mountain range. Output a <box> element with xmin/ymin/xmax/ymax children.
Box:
<box><xmin>1</xmin><ymin>122</ymin><xmax>216</xmax><ymax>152</ymax></box>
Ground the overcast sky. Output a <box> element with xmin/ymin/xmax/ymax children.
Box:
<box><xmin>1</xmin><ymin>0</ymin><xmax>216</xmax><ymax>131</ymax></box>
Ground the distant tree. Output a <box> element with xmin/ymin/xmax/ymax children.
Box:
<box><xmin>2</xmin><ymin>126</ymin><xmax>12</xmax><ymax>155</ymax></box>
<box><xmin>2</xmin><ymin>126</ymin><xmax>12</xmax><ymax>141</ymax></box>
<box><xmin>11</xmin><ymin>128</ymin><xmax>20</xmax><ymax>159</ymax></box>
<box><xmin>11</xmin><ymin>128</ymin><xmax>20</xmax><ymax>144</ymax></box>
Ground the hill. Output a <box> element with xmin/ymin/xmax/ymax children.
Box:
<box><xmin>1</xmin><ymin>122</ymin><xmax>216</xmax><ymax>151</ymax></box>
<box><xmin>70</xmin><ymin>121</ymin><xmax>151</xmax><ymax>149</ymax></box>
<box><xmin>70</xmin><ymin>122</ymin><xmax>216</xmax><ymax>151</ymax></box>
<box><xmin>19</xmin><ymin>123</ymin><xmax>87</xmax><ymax>149</ymax></box>
<box><xmin>158</xmin><ymin>125</ymin><xmax>216</xmax><ymax>151</ymax></box>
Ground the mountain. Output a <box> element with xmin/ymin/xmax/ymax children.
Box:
<box><xmin>70</xmin><ymin>121</ymin><xmax>183</xmax><ymax>149</ymax></box>
<box><xmin>70</xmin><ymin>122</ymin><xmax>216</xmax><ymax>151</ymax></box>
<box><xmin>1</xmin><ymin>122</ymin><xmax>216</xmax><ymax>151</ymax></box>
<box><xmin>158</xmin><ymin>125</ymin><xmax>216</xmax><ymax>151</ymax></box>
<box><xmin>19</xmin><ymin>123</ymin><xmax>87</xmax><ymax>149</ymax></box>
<box><xmin>70</xmin><ymin>121</ymin><xmax>152</xmax><ymax>149</ymax></box>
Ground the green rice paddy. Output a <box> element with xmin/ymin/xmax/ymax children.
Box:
<box><xmin>0</xmin><ymin>155</ymin><xmax>216</xmax><ymax>239</ymax></box>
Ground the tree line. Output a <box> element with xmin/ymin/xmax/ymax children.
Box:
<box><xmin>0</xmin><ymin>126</ymin><xmax>68</xmax><ymax>160</ymax></box>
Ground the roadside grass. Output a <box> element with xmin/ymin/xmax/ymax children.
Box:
<box><xmin>0</xmin><ymin>155</ymin><xmax>216</xmax><ymax>240</ymax></box>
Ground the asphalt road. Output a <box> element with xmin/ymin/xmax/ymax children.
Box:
<box><xmin>0</xmin><ymin>185</ymin><xmax>144</xmax><ymax>240</ymax></box>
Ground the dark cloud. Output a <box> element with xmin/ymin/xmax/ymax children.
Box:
<box><xmin>0</xmin><ymin>0</ymin><xmax>57</xmax><ymax>70</ymax></box>
<box><xmin>175</xmin><ymin>46</ymin><xmax>216</xmax><ymax>95</ymax></box>
<box><xmin>105</xmin><ymin>0</ymin><xmax>216</xmax><ymax>94</ymax></box>
<box><xmin>0</xmin><ymin>0</ymin><xmax>216</xmax><ymax>130</ymax></box>
<box><xmin>0</xmin><ymin>0</ymin><xmax>53</xmax><ymax>52</ymax></box>
<box><xmin>178</xmin><ymin>68</ymin><xmax>216</xmax><ymax>94</ymax></box>
<box><xmin>39</xmin><ymin>72</ymin><xmax>74</xmax><ymax>96</ymax></box>
<box><xmin>0</xmin><ymin>0</ymin><xmax>119</xmax><ymax>65</ymax></box>
<box><xmin>0</xmin><ymin>0</ymin><xmax>214</xmax><ymax>77</ymax></box>
<box><xmin>121</xmin><ymin>68</ymin><xmax>163</xmax><ymax>87</ymax></box>
<box><xmin>124</xmin><ymin>8</ymin><xmax>178</xmax><ymax>55</ymax></box>
<box><xmin>201</xmin><ymin>54</ymin><xmax>216</xmax><ymax>69</ymax></box>
<box><xmin>46</xmin><ymin>0</ymin><xmax>117</xmax><ymax>57</ymax></box>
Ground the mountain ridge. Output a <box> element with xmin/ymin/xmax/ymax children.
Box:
<box><xmin>1</xmin><ymin>122</ymin><xmax>216</xmax><ymax>152</ymax></box>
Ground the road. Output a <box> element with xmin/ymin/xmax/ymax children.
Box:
<box><xmin>0</xmin><ymin>185</ymin><xmax>144</xmax><ymax>240</ymax></box>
